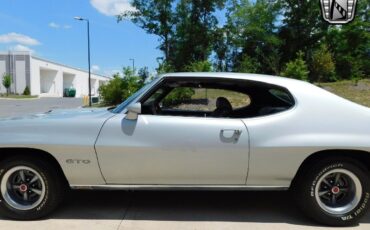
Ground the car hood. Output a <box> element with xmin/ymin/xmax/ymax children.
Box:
<box><xmin>0</xmin><ymin>108</ymin><xmax>111</xmax><ymax>121</ymax></box>
<box><xmin>0</xmin><ymin>107</ymin><xmax>117</xmax><ymax>148</ymax></box>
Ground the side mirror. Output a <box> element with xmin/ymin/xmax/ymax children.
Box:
<box><xmin>125</xmin><ymin>102</ymin><xmax>141</xmax><ymax>120</ymax></box>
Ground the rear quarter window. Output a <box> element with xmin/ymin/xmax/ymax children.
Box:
<box><xmin>269</xmin><ymin>88</ymin><xmax>294</xmax><ymax>106</ymax></box>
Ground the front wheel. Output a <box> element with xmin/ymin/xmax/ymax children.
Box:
<box><xmin>0</xmin><ymin>156</ymin><xmax>65</xmax><ymax>220</ymax></box>
<box><xmin>295</xmin><ymin>158</ymin><xmax>370</xmax><ymax>226</ymax></box>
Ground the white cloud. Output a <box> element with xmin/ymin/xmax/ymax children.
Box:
<box><xmin>90</xmin><ymin>0</ymin><xmax>136</xmax><ymax>16</ymax></box>
<box><xmin>9</xmin><ymin>44</ymin><xmax>35</xmax><ymax>54</ymax></box>
<box><xmin>91</xmin><ymin>65</ymin><xmax>100</xmax><ymax>72</ymax></box>
<box><xmin>0</xmin><ymin>32</ymin><xmax>40</xmax><ymax>46</ymax></box>
<box><xmin>48</xmin><ymin>22</ymin><xmax>60</xmax><ymax>28</ymax></box>
<box><xmin>49</xmin><ymin>22</ymin><xmax>72</xmax><ymax>29</ymax></box>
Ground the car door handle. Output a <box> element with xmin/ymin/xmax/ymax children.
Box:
<box><xmin>220</xmin><ymin>129</ymin><xmax>242</xmax><ymax>143</ymax></box>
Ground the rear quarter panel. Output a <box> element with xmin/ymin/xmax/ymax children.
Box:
<box><xmin>244</xmin><ymin>82</ymin><xmax>370</xmax><ymax>187</ymax></box>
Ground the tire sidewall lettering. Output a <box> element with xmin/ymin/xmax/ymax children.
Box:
<box><xmin>35</xmin><ymin>170</ymin><xmax>49</xmax><ymax>212</ymax></box>
<box><xmin>309</xmin><ymin>162</ymin><xmax>369</xmax><ymax>222</ymax></box>
<box><xmin>310</xmin><ymin>163</ymin><xmax>343</xmax><ymax>197</ymax></box>
<box><xmin>0</xmin><ymin>165</ymin><xmax>49</xmax><ymax>213</ymax></box>
<box><xmin>353</xmin><ymin>192</ymin><xmax>370</xmax><ymax>217</ymax></box>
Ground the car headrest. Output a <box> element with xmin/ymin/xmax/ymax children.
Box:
<box><xmin>216</xmin><ymin>97</ymin><xmax>232</xmax><ymax>110</ymax></box>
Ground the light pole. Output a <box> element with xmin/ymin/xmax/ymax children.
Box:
<box><xmin>129</xmin><ymin>58</ymin><xmax>135</xmax><ymax>73</ymax></box>
<box><xmin>74</xmin><ymin>16</ymin><xmax>92</xmax><ymax>107</ymax></box>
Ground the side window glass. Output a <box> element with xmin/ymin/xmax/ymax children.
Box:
<box><xmin>269</xmin><ymin>89</ymin><xmax>294</xmax><ymax>106</ymax></box>
<box><xmin>160</xmin><ymin>87</ymin><xmax>251</xmax><ymax>117</ymax></box>
<box><xmin>162</xmin><ymin>87</ymin><xmax>214</xmax><ymax>111</ymax></box>
<box><xmin>203</xmin><ymin>89</ymin><xmax>250</xmax><ymax>109</ymax></box>
<box><xmin>162</xmin><ymin>87</ymin><xmax>196</xmax><ymax>108</ymax></box>
<box><xmin>143</xmin><ymin>88</ymin><xmax>164</xmax><ymax>106</ymax></box>
<box><xmin>139</xmin><ymin>78</ymin><xmax>295</xmax><ymax>118</ymax></box>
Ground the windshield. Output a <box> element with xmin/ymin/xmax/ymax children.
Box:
<box><xmin>111</xmin><ymin>79</ymin><xmax>158</xmax><ymax>113</ymax></box>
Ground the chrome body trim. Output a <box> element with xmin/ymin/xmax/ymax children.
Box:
<box><xmin>70</xmin><ymin>185</ymin><xmax>289</xmax><ymax>191</ymax></box>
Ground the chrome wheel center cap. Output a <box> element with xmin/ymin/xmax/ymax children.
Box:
<box><xmin>331</xmin><ymin>186</ymin><xmax>340</xmax><ymax>194</ymax></box>
<box><xmin>19</xmin><ymin>184</ymin><xmax>28</xmax><ymax>192</ymax></box>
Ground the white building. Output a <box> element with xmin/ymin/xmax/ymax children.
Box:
<box><xmin>0</xmin><ymin>51</ymin><xmax>110</xmax><ymax>97</ymax></box>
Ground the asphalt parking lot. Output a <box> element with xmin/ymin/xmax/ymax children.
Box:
<box><xmin>0</xmin><ymin>190</ymin><xmax>369</xmax><ymax>230</ymax></box>
<box><xmin>0</xmin><ymin>98</ymin><xmax>369</xmax><ymax>229</ymax></box>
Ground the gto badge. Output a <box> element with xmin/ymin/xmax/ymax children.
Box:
<box><xmin>66</xmin><ymin>159</ymin><xmax>91</xmax><ymax>164</ymax></box>
<box><xmin>320</xmin><ymin>0</ymin><xmax>357</xmax><ymax>24</ymax></box>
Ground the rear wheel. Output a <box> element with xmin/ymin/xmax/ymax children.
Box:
<box><xmin>0</xmin><ymin>156</ymin><xmax>65</xmax><ymax>220</ymax></box>
<box><xmin>295</xmin><ymin>158</ymin><xmax>370</xmax><ymax>226</ymax></box>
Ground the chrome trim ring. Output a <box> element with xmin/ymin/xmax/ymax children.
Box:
<box><xmin>315</xmin><ymin>168</ymin><xmax>362</xmax><ymax>215</ymax></box>
<box><xmin>0</xmin><ymin>166</ymin><xmax>46</xmax><ymax>211</ymax></box>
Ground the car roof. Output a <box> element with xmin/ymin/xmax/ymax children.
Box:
<box><xmin>159</xmin><ymin>72</ymin><xmax>309</xmax><ymax>89</ymax></box>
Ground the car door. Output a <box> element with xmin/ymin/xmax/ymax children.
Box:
<box><xmin>95</xmin><ymin>113</ymin><xmax>249</xmax><ymax>185</ymax></box>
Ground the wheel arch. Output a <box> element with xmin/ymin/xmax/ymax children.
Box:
<box><xmin>0</xmin><ymin>148</ymin><xmax>69</xmax><ymax>187</ymax></box>
<box><xmin>291</xmin><ymin>149</ymin><xmax>370</xmax><ymax>189</ymax></box>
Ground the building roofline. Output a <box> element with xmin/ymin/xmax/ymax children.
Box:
<box><xmin>0</xmin><ymin>51</ymin><xmax>110</xmax><ymax>79</ymax></box>
<box><xmin>0</xmin><ymin>51</ymin><xmax>30</xmax><ymax>55</ymax></box>
<box><xmin>32</xmin><ymin>56</ymin><xmax>110</xmax><ymax>79</ymax></box>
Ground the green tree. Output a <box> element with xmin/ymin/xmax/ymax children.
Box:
<box><xmin>281</xmin><ymin>51</ymin><xmax>309</xmax><ymax>81</ymax></box>
<box><xmin>118</xmin><ymin>0</ymin><xmax>369</xmax><ymax>82</ymax></box>
<box><xmin>171</xmin><ymin>0</ymin><xmax>225</xmax><ymax>70</ymax></box>
<box><xmin>226</xmin><ymin>0</ymin><xmax>282</xmax><ymax>74</ymax></box>
<box><xmin>311</xmin><ymin>44</ymin><xmax>336</xmax><ymax>83</ymax></box>
<box><xmin>121</xmin><ymin>0</ymin><xmax>225</xmax><ymax>71</ymax></box>
<box><xmin>99</xmin><ymin>67</ymin><xmax>146</xmax><ymax>106</ymax></box>
<box><xmin>185</xmin><ymin>60</ymin><xmax>212</xmax><ymax>72</ymax></box>
<box><xmin>213</xmin><ymin>27</ymin><xmax>229</xmax><ymax>71</ymax></box>
<box><xmin>236</xmin><ymin>54</ymin><xmax>259</xmax><ymax>73</ymax></box>
<box><xmin>156</xmin><ymin>60</ymin><xmax>175</xmax><ymax>74</ymax></box>
<box><xmin>138</xmin><ymin>67</ymin><xmax>150</xmax><ymax>84</ymax></box>
<box><xmin>2</xmin><ymin>74</ymin><xmax>11</xmax><ymax>96</ymax></box>
<box><xmin>121</xmin><ymin>67</ymin><xmax>144</xmax><ymax>100</ymax></box>
<box><xmin>118</xmin><ymin>0</ymin><xmax>176</xmax><ymax>60</ymax></box>
<box><xmin>325</xmin><ymin>0</ymin><xmax>369</xmax><ymax>80</ymax></box>
<box><xmin>350</xmin><ymin>59</ymin><xmax>365</xmax><ymax>85</ymax></box>
<box><xmin>99</xmin><ymin>73</ymin><xmax>124</xmax><ymax>105</ymax></box>
<box><xmin>279</xmin><ymin>0</ymin><xmax>328</xmax><ymax>65</ymax></box>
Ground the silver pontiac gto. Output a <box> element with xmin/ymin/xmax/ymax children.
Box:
<box><xmin>0</xmin><ymin>73</ymin><xmax>369</xmax><ymax>226</ymax></box>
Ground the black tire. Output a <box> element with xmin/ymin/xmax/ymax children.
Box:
<box><xmin>295</xmin><ymin>157</ymin><xmax>370</xmax><ymax>226</ymax></box>
<box><xmin>0</xmin><ymin>155</ymin><xmax>65</xmax><ymax>220</ymax></box>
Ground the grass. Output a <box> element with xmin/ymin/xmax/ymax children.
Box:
<box><xmin>318</xmin><ymin>79</ymin><xmax>370</xmax><ymax>107</ymax></box>
<box><xmin>0</xmin><ymin>94</ymin><xmax>38</xmax><ymax>99</ymax></box>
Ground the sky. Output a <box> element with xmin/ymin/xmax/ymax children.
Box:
<box><xmin>0</xmin><ymin>0</ymin><xmax>162</xmax><ymax>76</ymax></box>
